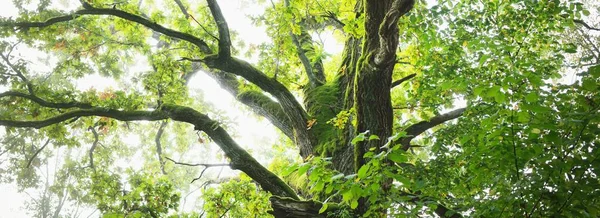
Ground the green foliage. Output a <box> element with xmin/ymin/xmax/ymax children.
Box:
<box><xmin>201</xmin><ymin>175</ymin><xmax>271</xmax><ymax>218</ymax></box>
<box><xmin>91</xmin><ymin>171</ymin><xmax>180</xmax><ymax>217</ymax></box>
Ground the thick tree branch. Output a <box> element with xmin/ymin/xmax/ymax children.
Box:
<box><xmin>0</xmin><ymin>108</ymin><xmax>167</xmax><ymax>129</ymax></box>
<box><xmin>283</xmin><ymin>0</ymin><xmax>325</xmax><ymax>87</ymax></box>
<box><xmin>161</xmin><ymin>104</ymin><xmax>299</xmax><ymax>199</ymax></box>
<box><xmin>0</xmin><ymin>7</ymin><xmax>212</xmax><ymax>53</ymax></box>
<box><xmin>205</xmin><ymin>70</ymin><xmax>295</xmax><ymax>139</ymax></box>
<box><xmin>206</xmin><ymin>0</ymin><xmax>231</xmax><ymax>58</ymax></box>
<box><xmin>401</xmin><ymin>107</ymin><xmax>466</xmax><ymax>150</ymax></box>
<box><xmin>374</xmin><ymin>0</ymin><xmax>414</xmax><ymax>66</ymax></box>
<box><xmin>202</xmin><ymin>56</ymin><xmax>315</xmax><ymax>157</ymax></box>
<box><xmin>574</xmin><ymin>19</ymin><xmax>600</xmax><ymax>31</ymax></box>
<box><xmin>390</xmin><ymin>73</ymin><xmax>416</xmax><ymax>89</ymax></box>
<box><xmin>0</xmin><ymin>91</ymin><xmax>93</xmax><ymax>109</ymax></box>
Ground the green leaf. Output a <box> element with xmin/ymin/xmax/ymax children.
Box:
<box><xmin>350</xmin><ymin>200</ymin><xmax>358</xmax><ymax>209</ymax></box>
<box><xmin>369</xmin><ymin>135</ymin><xmax>380</xmax><ymax>141</ymax></box>
<box><xmin>319</xmin><ymin>203</ymin><xmax>328</xmax><ymax>214</ymax></box>
<box><xmin>342</xmin><ymin>191</ymin><xmax>353</xmax><ymax>202</ymax></box>
<box><xmin>589</xmin><ymin>65</ymin><xmax>600</xmax><ymax>78</ymax></box>
<box><xmin>479</xmin><ymin>54</ymin><xmax>490</xmax><ymax>67</ymax></box>
<box><xmin>525</xmin><ymin>92</ymin><xmax>539</xmax><ymax>103</ymax></box>
<box><xmin>357</xmin><ymin>165</ymin><xmax>370</xmax><ymax>179</ymax></box>
<box><xmin>388</xmin><ymin>151</ymin><xmax>408</xmax><ymax>164</ymax></box>
<box><xmin>582</xmin><ymin>78</ymin><xmax>597</xmax><ymax>91</ymax></box>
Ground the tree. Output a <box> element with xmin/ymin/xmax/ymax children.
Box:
<box><xmin>1</xmin><ymin>0</ymin><xmax>599</xmax><ymax>217</ymax></box>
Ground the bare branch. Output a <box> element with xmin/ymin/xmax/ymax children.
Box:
<box><xmin>165</xmin><ymin>156</ymin><xmax>229</xmax><ymax>168</ymax></box>
<box><xmin>26</xmin><ymin>139</ymin><xmax>50</xmax><ymax>168</ymax></box>
<box><xmin>206</xmin><ymin>0</ymin><xmax>231</xmax><ymax>58</ymax></box>
<box><xmin>391</xmin><ymin>73</ymin><xmax>416</xmax><ymax>89</ymax></box>
<box><xmin>401</xmin><ymin>107</ymin><xmax>466</xmax><ymax>150</ymax></box>
<box><xmin>155</xmin><ymin>121</ymin><xmax>168</xmax><ymax>175</ymax></box>
<box><xmin>0</xmin><ymin>91</ymin><xmax>93</xmax><ymax>109</ymax></box>
<box><xmin>165</xmin><ymin>156</ymin><xmax>230</xmax><ymax>183</ymax></box>
<box><xmin>574</xmin><ymin>19</ymin><xmax>600</xmax><ymax>31</ymax></box>
<box><xmin>87</xmin><ymin>126</ymin><xmax>99</xmax><ymax>170</ymax></box>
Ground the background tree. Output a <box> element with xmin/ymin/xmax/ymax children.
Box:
<box><xmin>1</xmin><ymin>0</ymin><xmax>599</xmax><ymax>217</ymax></box>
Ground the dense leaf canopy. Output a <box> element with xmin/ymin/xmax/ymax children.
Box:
<box><xmin>0</xmin><ymin>0</ymin><xmax>599</xmax><ymax>217</ymax></box>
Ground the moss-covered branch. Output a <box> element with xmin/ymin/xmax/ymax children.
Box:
<box><xmin>202</xmin><ymin>56</ymin><xmax>316</xmax><ymax>158</ymax></box>
<box><xmin>206</xmin><ymin>0</ymin><xmax>231</xmax><ymax>58</ymax></box>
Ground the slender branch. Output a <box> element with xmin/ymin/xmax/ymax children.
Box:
<box><xmin>173</xmin><ymin>0</ymin><xmax>190</xmax><ymax>19</ymax></box>
<box><xmin>26</xmin><ymin>139</ymin><xmax>50</xmax><ymax>168</ymax></box>
<box><xmin>87</xmin><ymin>126</ymin><xmax>99</xmax><ymax>170</ymax></box>
<box><xmin>0</xmin><ymin>108</ymin><xmax>167</xmax><ymax>129</ymax></box>
<box><xmin>0</xmin><ymin>91</ymin><xmax>93</xmax><ymax>109</ymax></box>
<box><xmin>155</xmin><ymin>121</ymin><xmax>168</xmax><ymax>175</ymax></box>
<box><xmin>391</xmin><ymin>73</ymin><xmax>416</xmax><ymax>88</ymax></box>
<box><xmin>165</xmin><ymin>156</ymin><xmax>230</xmax><ymax>183</ymax></box>
<box><xmin>206</xmin><ymin>0</ymin><xmax>231</xmax><ymax>58</ymax></box>
<box><xmin>0</xmin><ymin>7</ymin><xmax>212</xmax><ymax>53</ymax></box>
<box><xmin>400</xmin><ymin>107</ymin><xmax>466</xmax><ymax>150</ymax></box>
<box><xmin>574</xmin><ymin>19</ymin><xmax>600</xmax><ymax>31</ymax></box>
<box><xmin>165</xmin><ymin>156</ymin><xmax>229</xmax><ymax>168</ymax></box>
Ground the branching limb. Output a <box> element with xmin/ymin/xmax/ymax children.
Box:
<box><xmin>400</xmin><ymin>107</ymin><xmax>466</xmax><ymax>150</ymax></box>
<box><xmin>26</xmin><ymin>139</ymin><xmax>50</xmax><ymax>168</ymax></box>
<box><xmin>391</xmin><ymin>73</ymin><xmax>416</xmax><ymax>89</ymax></box>
<box><xmin>206</xmin><ymin>0</ymin><xmax>231</xmax><ymax>58</ymax></box>
<box><xmin>0</xmin><ymin>53</ymin><xmax>35</xmax><ymax>94</ymax></box>
<box><xmin>201</xmin><ymin>56</ymin><xmax>315</xmax><ymax>157</ymax></box>
<box><xmin>161</xmin><ymin>104</ymin><xmax>300</xmax><ymax>199</ymax></box>
<box><xmin>0</xmin><ymin>91</ymin><xmax>93</xmax><ymax>109</ymax></box>
<box><xmin>164</xmin><ymin>156</ymin><xmax>229</xmax><ymax>183</ymax></box>
<box><xmin>204</xmin><ymin>70</ymin><xmax>295</xmax><ymax>139</ymax></box>
<box><xmin>0</xmin><ymin>7</ymin><xmax>212</xmax><ymax>53</ymax></box>
<box><xmin>0</xmin><ymin>108</ymin><xmax>167</xmax><ymax>129</ymax></box>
